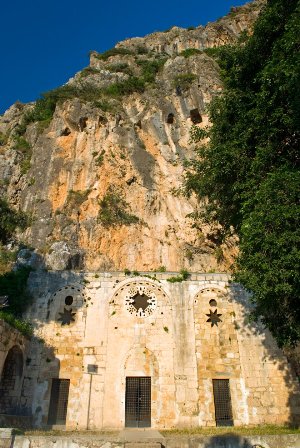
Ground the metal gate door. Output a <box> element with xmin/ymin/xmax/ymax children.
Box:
<box><xmin>125</xmin><ymin>377</ymin><xmax>151</xmax><ymax>427</ymax></box>
<box><xmin>213</xmin><ymin>379</ymin><xmax>233</xmax><ymax>426</ymax></box>
<box><xmin>47</xmin><ymin>379</ymin><xmax>70</xmax><ymax>425</ymax></box>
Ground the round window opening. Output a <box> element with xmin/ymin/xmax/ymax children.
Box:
<box><xmin>65</xmin><ymin>296</ymin><xmax>74</xmax><ymax>306</ymax></box>
<box><xmin>124</xmin><ymin>286</ymin><xmax>157</xmax><ymax>318</ymax></box>
<box><xmin>132</xmin><ymin>293</ymin><xmax>151</xmax><ymax>312</ymax></box>
<box><xmin>209</xmin><ymin>299</ymin><xmax>217</xmax><ymax>307</ymax></box>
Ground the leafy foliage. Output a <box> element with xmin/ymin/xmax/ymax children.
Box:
<box><xmin>66</xmin><ymin>189</ymin><xmax>91</xmax><ymax>209</ymax></box>
<box><xmin>173</xmin><ymin>73</ymin><xmax>197</xmax><ymax>90</ymax></box>
<box><xmin>98</xmin><ymin>188</ymin><xmax>139</xmax><ymax>227</ymax></box>
<box><xmin>0</xmin><ymin>266</ymin><xmax>33</xmax><ymax>337</ymax></box>
<box><xmin>104</xmin><ymin>76</ymin><xmax>145</xmax><ymax>97</ymax></box>
<box><xmin>14</xmin><ymin>52</ymin><xmax>166</xmax><ymax>135</ymax></box>
<box><xmin>179</xmin><ymin>48</ymin><xmax>202</xmax><ymax>58</ymax></box>
<box><xmin>13</xmin><ymin>136</ymin><xmax>33</xmax><ymax>174</ymax></box>
<box><xmin>0</xmin><ymin>312</ymin><xmax>33</xmax><ymax>337</ymax></box>
<box><xmin>93</xmin><ymin>149</ymin><xmax>106</xmax><ymax>166</ymax></box>
<box><xmin>106</xmin><ymin>62</ymin><xmax>133</xmax><ymax>76</ymax></box>
<box><xmin>137</xmin><ymin>58</ymin><xmax>167</xmax><ymax>83</ymax></box>
<box><xmin>0</xmin><ymin>200</ymin><xmax>29</xmax><ymax>244</ymax></box>
<box><xmin>186</xmin><ymin>0</ymin><xmax>300</xmax><ymax>346</ymax></box>
<box><xmin>167</xmin><ymin>269</ymin><xmax>190</xmax><ymax>283</ymax></box>
<box><xmin>236</xmin><ymin>169</ymin><xmax>300</xmax><ymax>347</ymax></box>
<box><xmin>79</xmin><ymin>67</ymin><xmax>100</xmax><ymax>78</ymax></box>
<box><xmin>93</xmin><ymin>47</ymin><xmax>134</xmax><ymax>60</ymax></box>
<box><xmin>0</xmin><ymin>200</ymin><xmax>32</xmax><ymax>335</ymax></box>
<box><xmin>0</xmin><ymin>132</ymin><xmax>8</xmax><ymax>146</ymax></box>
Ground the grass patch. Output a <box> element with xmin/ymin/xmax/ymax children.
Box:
<box><xmin>13</xmin><ymin>136</ymin><xmax>31</xmax><ymax>153</ymax></box>
<box><xmin>13</xmin><ymin>136</ymin><xmax>32</xmax><ymax>174</ymax></box>
<box><xmin>14</xmin><ymin>54</ymin><xmax>166</xmax><ymax>134</ymax></box>
<box><xmin>93</xmin><ymin>100</ymin><xmax>114</xmax><ymax>112</ymax></box>
<box><xmin>94</xmin><ymin>149</ymin><xmax>106</xmax><ymax>166</ymax></box>
<box><xmin>103</xmin><ymin>76</ymin><xmax>145</xmax><ymax>98</ymax></box>
<box><xmin>179</xmin><ymin>48</ymin><xmax>202</xmax><ymax>58</ymax></box>
<box><xmin>23</xmin><ymin>430</ymin><xmax>119</xmax><ymax>436</ymax></box>
<box><xmin>161</xmin><ymin>425</ymin><xmax>300</xmax><ymax>436</ymax></box>
<box><xmin>137</xmin><ymin>57</ymin><xmax>167</xmax><ymax>83</ymax></box>
<box><xmin>0</xmin><ymin>131</ymin><xmax>8</xmax><ymax>146</ymax></box>
<box><xmin>0</xmin><ymin>311</ymin><xmax>33</xmax><ymax>338</ymax></box>
<box><xmin>173</xmin><ymin>73</ymin><xmax>197</xmax><ymax>90</ymax></box>
<box><xmin>167</xmin><ymin>269</ymin><xmax>190</xmax><ymax>283</ymax></box>
<box><xmin>203</xmin><ymin>47</ymin><xmax>221</xmax><ymax>58</ymax></box>
<box><xmin>106</xmin><ymin>62</ymin><xmax>133</xmax><ymax>76</ymax></box>
<box><xmin>92</xmin><ymin>47</ymin><xmax>134</xmax><ymax>61</ymax></box>
<box><xmin>136</xmin><ymin>45</ymin><xmax>149</xmax><ymax>54</ymax></box>
<box><xmin>0</xmin><ymin>199</ymin><xmax>29</xmax><ymax>244</ymax></box>
<box><xmin>0</xmin><ymin>247</ymin><xmax>17</xmax><ymax>274</ymax></box>
<box><xmin>66</xmin><ymin>189</ymin><xmax>91</xmax><ymax>208</ymax></box>
<box><xmin>79</xmin><ymin>67</ymin><xmax>100</xmax><ymax>78</ymax></box>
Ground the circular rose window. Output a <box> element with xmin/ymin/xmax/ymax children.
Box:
<box><xmin>125</xmin><ymin>284</ymin><xmax>157</xmax><ymax>317</ymax></box>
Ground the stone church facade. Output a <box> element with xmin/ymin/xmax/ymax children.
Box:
<box><xmin>0</xmin><ymin>271</ymin><xmax>299</xmax><ymax>429</ymax></box>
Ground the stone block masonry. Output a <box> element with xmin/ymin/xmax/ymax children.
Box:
<box><xmin>1</xmin><ymin>271</ymin><xmax>299</xmax><ymax>430</ymax></box>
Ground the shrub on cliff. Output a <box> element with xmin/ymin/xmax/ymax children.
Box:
<box><xmin>185</xmin><ymin>0</ymin><xmax>300</xmax><ymax>347</ymax></box>
<box><xmin>98</xmin><ymin>188</ymin><xmax>139</xmax><ymax>227</ymax></box>
<box><xmin>0</xmin><ymin>199</ymin><xmax>29</xmax><ymax>244</ymax></box>
<box><xmin>0</xmin><ymin>201</ymin><xmax>32</xmax><ymax>335</ymax></box>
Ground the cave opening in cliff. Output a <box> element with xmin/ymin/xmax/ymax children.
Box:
<box><xmin>190</xmin><ymin>108</ymin><xmax>202</xmax><ymax>124</ymax></box>
<box><xmin>166</xmin><ymin>113</ymin><xmax>174</xmax><ymax>124</ymax></box>
<box><xmin>79</xmin><ymin>117</ymin><xmax>88</xmax><ymax>131</ymax></box>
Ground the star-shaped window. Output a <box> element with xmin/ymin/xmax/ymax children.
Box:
<box><xmin>206</xmin><ymin>309</ymin><xmax>222</xmax><ymax>327</ymax></box>
<box><xmin>58</xmin><ymin>308</ymin><xmax>76</xmax><ymax>325</ymax></box>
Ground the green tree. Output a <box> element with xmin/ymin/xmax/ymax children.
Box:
<box><xmin>0</xmin><ymin>200</ymin><xmax>32</xmax><ymax>336</ymax></box>
<box><xmin>0</xmin><ymin>199</ymin><xmax>28</xmax><ymax>243</ymax></box>
<box><xmin>186</xmin><ymin>0</ymin><xmax>300</xmax><ymax>346</ymax></box>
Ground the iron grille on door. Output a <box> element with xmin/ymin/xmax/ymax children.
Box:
<box><xmin>213</xmin><ymin>379</ymin><xmax>233</xmax><ymax>426</ymax></box>
<box><xmin>47</xmin><ymin>379</ymin><xmax>70</xmax><ymax>425</ymax></box>
<box><xmin>125</xmin><ymin>377</ymin><xmax>151</xmax><ymax>427</ymax></box>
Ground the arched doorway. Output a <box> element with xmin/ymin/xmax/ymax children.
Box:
<box><xmin>0</xmin><ymin>345</ymin><xmax>24</xmax><ymax>414</ymax></box>
<box><xmin>124</xmin><ymin>346</ymin><xmax>159</xmax><ymax>428</ymax></box>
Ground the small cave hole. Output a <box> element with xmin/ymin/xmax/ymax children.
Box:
<box><xmin>65</xmin><ymin>296</ymin><xmax>74</xmax><ymax>306</ymax></box>
<box><xmin>126</xmin><ymin>176</ymin><xmax>137</xmax><ymax>186</ymax></box>
<box><xmin>61</xmin><ymin>127</ymin><xmax>71</xmax><ymax>136</ymax></box>
<box><xmin>79</xmin><ymin>117</ymin><xmax>88</xmax><ymax>132</ymax></box>
<box><xmin>134</xmin><ymin>120</ymin><xmax>142</xmax><ymax>129</ymax></box>
<box><xmin>190</xmin><ymin>108</ymin><xmax>202</xmax><ymax>124</ymax></box>
<box><xmin>98</xmin><ymin>116</ymin><xmax>107</xmax><ymax>125</ymax></box>
<box><xmin>166</xmin><ymin>113</ymin><xmax>175</xmax><ymax>124</ymax></box>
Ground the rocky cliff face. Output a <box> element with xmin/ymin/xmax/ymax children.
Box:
<box><xmin>0</xmin><ymin>1</ymin><xmax>264</xmax><ymax>272</ymax></box>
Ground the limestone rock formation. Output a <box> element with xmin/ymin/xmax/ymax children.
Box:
<box><xmin>0</xmin><ymin>0</ymin><xmax>264</xmax><ymax>272</ymax></box>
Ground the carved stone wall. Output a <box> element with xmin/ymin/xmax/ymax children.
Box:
<box><xmin>22</xmin><ymin>271</ymin><xmax>300</xmax><ymax>429</ymax></box>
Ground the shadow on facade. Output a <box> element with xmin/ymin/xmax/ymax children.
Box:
<box><xmin>0</xmin><ymin>335</ymin><xmax>58</xmax><ymax>429</ymax></box>
<box><xmin>2</xmin><ymin>268</ymin><xmax>299</xmax><ymax>430</ymax></box>
<box><xmin>230</xmin><ymin>283</ymin><xmax>300</xmax><ymax>428</ymax></box>
<box><xmin>203</xmin><ymin>433</ymin><xmax>255</xmax><ymax>448</ymax></box>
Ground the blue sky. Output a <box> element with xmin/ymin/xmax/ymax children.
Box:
<box><xmin>1</xmin><ymin>0</ymin><xmax>248</xmax><ymax>113</ymax></box>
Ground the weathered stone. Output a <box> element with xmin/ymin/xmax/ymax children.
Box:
<box><xmin>45</xmin><ymin>242</ymin><xmax>85</xmax><ymax>270</ymax></box>
<box><xmin>0</xmin><ymin>1</ymin><xmax>264</xmax><ymax>273</ymax></box>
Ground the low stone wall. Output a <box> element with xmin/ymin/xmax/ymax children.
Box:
<box><xmin>7</xmin><ymin>433</ymin><xmax>300</xmax><ymax>448</ymax></box>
